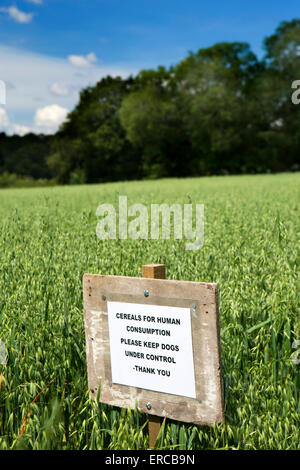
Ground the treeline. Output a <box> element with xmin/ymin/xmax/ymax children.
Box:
<box><xmin>1</xmin><ymin>19</ymin><xmax>300</xmax><ymax>185</ymax></box>
<box><xmin>0</xmin><ymin>133</ymin><xmax>52</xmax><ymax>179</ymax></box>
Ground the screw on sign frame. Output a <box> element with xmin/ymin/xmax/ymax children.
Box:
<box><xmin>83</xmin><ymin>264</ymin><xmax>224</xmax><ymax>449</ymax></box>
<box><xmin>142</xmin><ymin>264</ymin><xmax>166</xmax><ymax>448</ymax></box>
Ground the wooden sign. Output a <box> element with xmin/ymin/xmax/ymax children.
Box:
<box><xmin>83</xmin><ymin>269</ymin><xmax>224</xmax><ymax>427</ymax></box>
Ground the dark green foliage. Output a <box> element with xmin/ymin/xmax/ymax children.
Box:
<box><xmin>49</xmin><ymin>76</ymin><xmax>141</xmax><ymax>184</ymax></box>
<box><xmin>0</xmin><ymin>133</ymin><xmax>52</xmax><ymax>180</ymax></box>
<box><xmin>1</xmin><ymin>19</ymin><xmax>300</xmax><ymax>184</ymax></box>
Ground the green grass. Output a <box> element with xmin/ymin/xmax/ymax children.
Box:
<box><xmin>0</xmin><ymin>172</ymin><xmax>299</xmax><ymax>450</ymax></box>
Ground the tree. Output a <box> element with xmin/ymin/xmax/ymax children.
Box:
<box><xmin>120</xmin><ymin>66</ymin><xmax>191</xmax><ymax>178</ymax></box>
<box><xmin>49</xmin><ymin>76</ymin><xmax>140</xmax><ymax>183</ymax></box>
<box><xmin>264</xmin><ymin>19</ymin><xmax>300</xmax><ymax>74</ymax></box>
<box><xmin>257</xmin><ymin>20</ymin><xmax>300</xmax><ymax>171</ymax></box>
<box><xmin>174</xmin><ymin>42</ymin><xmax>260</xmax><ymax>174</ymax></box>
<box><xmin>2</xmin><ymin>20</ymin><xmax>300</xmax><ymax>184</ymax></box>
<box><xmin>0</xmin><ymin>133</ymin><xmax>52</xmax><ymax>179</ymax></box>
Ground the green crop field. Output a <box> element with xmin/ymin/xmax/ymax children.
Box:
<box><xmin>0</xmin><ymin>172</ymin><xmax>299</xmax><ymax>450</ymax></box>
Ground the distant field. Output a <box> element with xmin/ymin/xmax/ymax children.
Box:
<box><xmin>0</xmin><ymin>173</ymin><xmax>299</xmax><ymax>450</ymax></box>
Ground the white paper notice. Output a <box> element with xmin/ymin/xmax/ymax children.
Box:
<box><xmin>107</xmin><ymin>301</ymin><xmax>196</xmax><ymax>398</ymax></box>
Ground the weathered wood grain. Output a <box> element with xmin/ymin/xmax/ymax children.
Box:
<box><xmin>142</xmin><ymin>264</ymin><xmax>165</xmax><ymax>449</ymax></box>
<box><xmin>83</xmin><ymin>272</ymin><xmax>224</xmax><ymax>426</ymax></box>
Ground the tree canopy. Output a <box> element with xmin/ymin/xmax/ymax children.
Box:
<box><xmin>1</xmin><ymin>19</ymin><xmax>300</xmax><ymax>185</ymax></box>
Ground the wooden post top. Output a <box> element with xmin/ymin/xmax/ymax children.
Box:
<box><xmin>142</xmin><ymin>264</ymin><xmax>166</xmax><ymax>279</ymax></box>
<box><xmin>142</xmin><ymin>263</ymin><xmax>165</xmax><ymax>448</ymax></box>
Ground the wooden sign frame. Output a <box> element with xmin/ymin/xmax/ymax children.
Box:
<box><xmin>83</xmin><ymin>273</ymin><xmax>224</xmax><ymax>426</ymax></box>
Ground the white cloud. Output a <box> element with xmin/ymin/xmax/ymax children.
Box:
<box><xmin>26</xmin><ymin>0</ymin><xmax>43</xmax><ymax>4</ymax></box>
<box><xmin>50</xmin><ymin>83</ymin><xmax>69</xmax><ymax>97</ymax></box>
<box><xmin>34</xmin><ymin>104</ymin><xmax>69</xmax><ymax>132</ymax></box>
<box><xmin>0</xmin><ymin>107</ymin><xmax>32</xmax><ymax>136</ymax></box>
<box><xmin>86</xmin><ymin>52</ymin><xmax>97</xmax><ymax>63</ymax></box>
<box><xmin>0</xmin><ymin>107</ymin><xmax>9</xmax><ymax>129</ymax></box>
<box><xmin>0</xmin><ymin>6</ymin><xmax>34</xmax><ymax>23</ymax></box>
<box><xmin>0</xmin><ymin>44</ymin><xmax>138</xmax><ymax>134</ymax></box>
<box><xmin>68</xmin><ymin>52</ymin><xmax>98</xmax><ymax>67</ymax></box>
<box><xmin>11</xmin><ymin>123</ymin><xmax>32</xmax><ymax>136</ymax></box>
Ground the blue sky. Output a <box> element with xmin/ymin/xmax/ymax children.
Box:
<box><xmin>0</xmin><ymin>0</ymin><xmax>299</xmax><ymax>134</ymax></box>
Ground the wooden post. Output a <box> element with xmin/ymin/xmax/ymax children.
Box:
<box><xmin>142</xmin><ymin>263</ymin><xmax>165</xmax><ymax>449</ymax></box>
